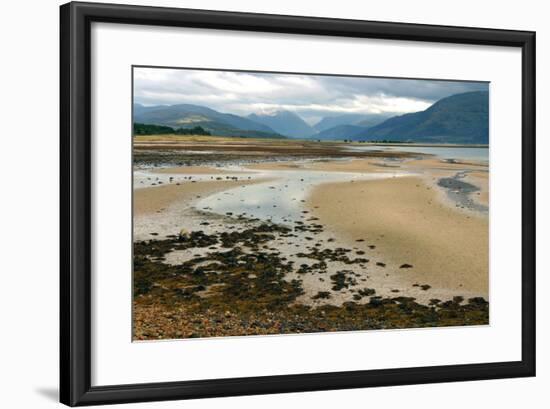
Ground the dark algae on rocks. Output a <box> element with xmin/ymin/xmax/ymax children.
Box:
<box><xmin>133</xmin><ymin>220</ymin><xmax>489</xmax><ymax>340</ymax></box>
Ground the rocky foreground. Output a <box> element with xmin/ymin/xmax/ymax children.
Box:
<box><xmin>133</xmin><ymin>221</ymin><xmax>488</xmax><ymax>340</ymax></box>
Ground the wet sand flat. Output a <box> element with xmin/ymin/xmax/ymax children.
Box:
<box><xmin>134</xmin><ymin>178</ymin><xmax>261</xmax><ymax>216</ymax></box>
<box><xmin>308</xmin><ymin>176</ymin><xmax>489</xmax><ymax>298</ymax></box>
<box><xmin>305</xmin><ymin>158</ymin><xmax>390</xmax><ymax>173</ymax></box>
<box><xmin>248</xmin><ymin>158</ymin><xmax>397</xmax><ymax>173</ymax></box>
<box><xmin>463</xmin><ymin>171</ymin><xmax>489</xmax><ymax>207</ymax></box>
<box><xmin>152</xmin><ymin>166</ymin><xmax>252</xmax><ymax>175</ymax></box>
<box><xmin>405</xmin><ymin>157</ymin><xmax>488</xmax><ymax>171</ymax></box>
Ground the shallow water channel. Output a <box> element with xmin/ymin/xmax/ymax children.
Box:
<box><xmin>196</xmin><ymin>169</ymin><xmax>407</xmax><ymax>225</ymax></box>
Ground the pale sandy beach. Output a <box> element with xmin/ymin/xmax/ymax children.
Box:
<box><xmin>308</xmin><ymin>175</ymin><xmax>488</xmax><ymax>298</ymax></box>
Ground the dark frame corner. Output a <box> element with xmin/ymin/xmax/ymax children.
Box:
<box><xmin>60</xmin><ymin>1</ymin><xmax>535</xmax><ymax>406</ymax></box>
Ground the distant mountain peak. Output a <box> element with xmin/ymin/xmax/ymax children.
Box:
<box><xmin>252</xmin><ymin>108</ymin><xmax>285</xmax><ymax>117</ymax></box>
<box><xmin>248</xmin><ymin>110</ymin><xmax>316</xmax><ymax>138</ymax></box>
<box><xmin>313</xmin><ymin>113</ymin><xmax>391</xmax><ymax>133</ymax></box>
<box><xmin>250</xmin><ymin>109</ymin><xmax>304</xmax><ymax>119</ymax></box>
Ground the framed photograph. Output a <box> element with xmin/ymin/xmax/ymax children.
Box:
<box><xmin>60</xmin><ymin>1</ymin><xmax>535</xmax><ymax>406</ymax></box>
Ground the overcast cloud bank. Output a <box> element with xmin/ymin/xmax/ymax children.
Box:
<box><xmin>134</xmin><ymin>67</ymin><xmax>488</xmax><ymax>125</ymax></box>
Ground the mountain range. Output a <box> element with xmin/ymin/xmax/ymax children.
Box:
<box><xmin>134</xmin><ymin>91</ymin><xmax>489</xmax><ymax>144</ymax></box>
<box><xmin>133</xmin><ymin>103</ymin><xmax>284</xmax><ymax>139</ymax></box>
<box><xmin>353</xmin><ymin>91</ymin><xmax>489</xmax><ymax>143</ymax></box>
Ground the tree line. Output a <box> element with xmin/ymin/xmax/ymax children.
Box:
<box><xmin>134</xmin><ymin>123</ymin><xmax>211</xmax><ymax>136</ymax></box>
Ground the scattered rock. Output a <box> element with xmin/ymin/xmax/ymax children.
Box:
<box><xmin>312</xmin><ymin>291</ymin><xmax>331</xmax><ymax>300</ymax></box>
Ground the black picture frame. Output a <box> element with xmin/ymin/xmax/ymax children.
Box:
<box><xmin>60</xmin><ymin>1</ymin><xmax>536</xmax><ymax>406</ymax></box>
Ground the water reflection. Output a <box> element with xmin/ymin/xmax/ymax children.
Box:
<box><xmin>197</xmin><ymin>169</ymin><xmax>405</xmax><ymax>225</ymax></box>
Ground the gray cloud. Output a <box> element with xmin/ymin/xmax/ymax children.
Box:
<box><xmin>134</xmin><ymin>67</ymin><xmax>488</xmax><ymax>124</ymax></box>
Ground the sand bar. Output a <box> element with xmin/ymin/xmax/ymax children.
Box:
<box><xmin>308</xmin><ymin>176</ymin><xmax>489</xmax><ymax>298</ymax></box>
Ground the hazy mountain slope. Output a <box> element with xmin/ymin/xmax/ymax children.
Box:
<box><xmin>313</xmin><ymin>125</ymin><xmax>366</xmax><ymax>140</ymax></box>
<box><xmin>314</xmin><ymin>114</ymin><xmax>368</xmax><ymax>132</ymax></box>
<box><xmin>356</xmin><ymin>91</ymin><xmax>489</xmax><ymax>143</ymax></box>
<box><xmin>248</xmin><ymin>111</ymin><xmax>316</xmax><ymax>138</ymax></box>
<box><xmin>314</xmin><ymin>113</ymin><xmax>390</xmax><ymax>132</ymax></box>
<box><xmin>355</xmin><ymin>114</ymin><xmax>393</xmax><ymax>128</ymax></box>
<box><xmin>133</xmin><ymin>103</ymin><xmax>150</xmax><ymax>116</ymax></box>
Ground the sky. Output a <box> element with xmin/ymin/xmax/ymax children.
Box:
<box><xmin>133</xmin><ymin>67</ymin><xmax>488</xmax><ymax>125</ymax></box>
